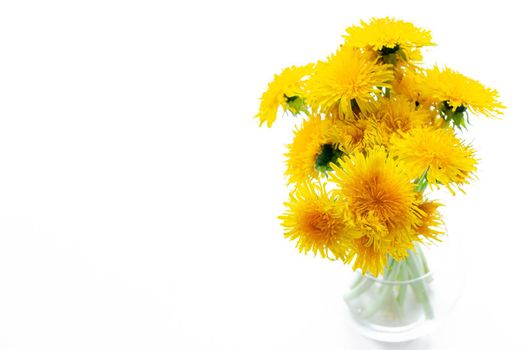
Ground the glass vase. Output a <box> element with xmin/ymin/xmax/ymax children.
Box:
<box><xmin>343</xmin><ymin>233</ymin><xmax>464</xmax><ymax>342</ymax></box>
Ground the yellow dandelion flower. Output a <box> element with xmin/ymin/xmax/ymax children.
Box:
<box><xmin>422</xmin><ymin>66</ymin><xmax>505</xmax><ymax>118</ymax></box>
<box><xmin>285</xmin><ymin>116</ymin><xmax>344</xmax><ymax>184</ymax></box>
<box><xmin>332</xmin><ymin>119</ymin><xmax>367</xmax><ymax>153</ymax></box>
<box><xmin>306</xmin><ymin>45</ymin><xmax>393</xmax><ymax>117</ymax></box>
<box><xmin>330</xmin><ymin>147</ymin><xmax>422</xmax><ymax>230</ymax></box>
<box><xmin>392</xmin><ymin>68</ymin><xmax>434</xmax><ymax>107</ymax></box>
<box><xmin>346</xmin><ymin>217</ymin><xmax>417</xmax><ymax>276</ymax></box>
<box><xmin>390</xmin><ymin>127</ymin><xmax>478</xmax><ymax>193</ymax></box>
<box><xmin>360</xmin><ymin>119</ymin><xmax>391</xmax><ymax>150</ymax></box>
<box><xmin>374</xmin><ymin>96</ymin><xmax>432</xmax><ymax>136</ymax></box>
<box><xmin>416</xmin><ymin>201</ymin><xmax>444</xmax><ymax>241</ymax></box>
<box><xmin>402</xmin><ymin>49</ymin><xmax>424</xmax><ymax>63</ymax></box>
<box><xmin>344</xmin><ymin>17</ymin><xmax>434</xmax><ymax>64</ymax></box>
<box><xmin>331</xmin><ymin>118</ymin><xmax>386</xmax><ymax>154</ymax></box>
<box><xmin>385</xmin><ymin>227</ymin><xmax>420</xmax><ymax>260</ymax></box>
<box><xmin>279</xmin><ymin>182</ymin><xmax>355</xmax><ymax>260</ymax></box>
<box><xmin>256</xmin><ymin>64</ymin><xmax>313</xmax><ymax>127</ymax></box>
<box><xmin>347</xmin><ymin>235</ymin><xmax>388</xmax><ymax>276</ymax></box>
<box><xmin>348</xmin><ymin>214</ymin><xmax>391</xmax><ymax>271</ymax></box>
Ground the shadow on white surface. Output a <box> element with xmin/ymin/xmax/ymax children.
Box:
<box><xmin>373</xmin><ymin>337</ymin><xmax>433</xmax><ymax>350</ymax></box>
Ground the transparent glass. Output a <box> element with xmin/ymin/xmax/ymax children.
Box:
<box><xmin>343</xmin><ymin>233</ymin><xmax>464</xmax><ymax>342</ymax></box>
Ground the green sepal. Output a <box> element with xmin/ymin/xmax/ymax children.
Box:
<box><xmin>379</xmin><ymin>44</ymin><xmax>402</xmax><ymax>65</ymax></box>
<box><xmin>315</xmin><ymin>144</ymin><xmax>344</xmax><ymax>173</ymax></box>
<box><xmin>285</xmin><ymin>95</ymin><xmax>307</xmax><ymax>115</ymax></box>
<box><xmin>379</xmin><ymin>44</ymin><xmax>400</xmax><ymax>56</ymax></box>
<box><xmin>397</xmin><ymin>48</ymin><xmax>408</xmax><ymax>62</ymax></box>
<box><xmin>439</xmin><ymin>101</ymin><xmax>469</xmax><ymax>130</ymax></box>
<box><xmin>381</xmin><ymin>53</ymin><xmax>398</xmax><ymax>65</ymax></box>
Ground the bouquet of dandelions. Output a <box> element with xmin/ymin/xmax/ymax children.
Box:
<box><xmin>255</xmin><ymin>18</ymin><xmax>504</xmax><ymax>328</ymax></box>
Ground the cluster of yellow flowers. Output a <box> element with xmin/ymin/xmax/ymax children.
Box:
<box><xmin>255</xmin><ymin>17</ymin><xmax>504</xmax><ymax>276</ymax></box>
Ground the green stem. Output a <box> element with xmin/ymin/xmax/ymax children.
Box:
<box><xmin>346</xmin><ymin>277</ymin><xmax>373</xmax><ymax>299</ymax></box>
<box><xmin>406</xmin><ymin>253</ymin><xmax>434</xmax><ymax>319</ymax></box>
<box><xmin>415</xmin><ymin>167</ymin><xmax>429</xmax><ymax>193</ymax></box>
<box><xmin>347</xmin><ymin>257</ymin><xmax>394</xmax><ymax>299</ymax></box>
<box><xmin>360</xmin><ymin>261</ymin><xmax>402</xmax><ymax>319</ymax></box>
<box><xmin>396</xmin><ymin>264</ymin><xmax>408</xmax><ymax>305</ymax></box>
<box><xmin>388</xmin><ymin>286</ymin><xmax>404</xmax><ymax>323</ymax></box>
<box><xmin>346</xmin><ymin>247</ymin><xmax>434</xmax><ymax>324</ymax></box>
<box><xmin>415</xmin><ymin>245</ymin><xmax>430</xmax><ymax>275</ymax></box>
<box><xmin>350</xmin><ymin>272</ymin><xmax>365</xmax><ymax>289</ymax></box>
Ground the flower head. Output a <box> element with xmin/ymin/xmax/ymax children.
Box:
<box><xmin>256</xmin><ymin>64</ymin><xmax>313</xmax><ymax>127</ymax></box>
<box><xmin>285</xmin><ymin>116</ymin><xmax>344</xmax><ymax>184</ymax></box>
<box><xmin>332</xmin><ymin>118</ymin><xmax>386</xmax><ymax>154</ymax></box>
<box><xmin>306</xmin><ymin>45</ymin><xmax>393</xmax><ymax>117</ymax></box>
<box><xmin>347</xmin><ymin>235</ymin><xmax>388</xmax><ymax>277</ymax></box>
<box><xmin>279</xmin><ymin>182</ymin><xmax>355</xmax><ymax>260</ymax></box>
<box><xmin>422</xmin><ymin>66</ymin><xmax>505</xmax><ymax>118</ymax></box>
<box><xmin>373</xmin><ymin>96</ymin><xmax>432</xmax><ymax>137</ymax></box>
<box><xmin>330</xmin><ymin>147</ymin><xmax>422</xmax><ymax>230</ymax></box>
<box><xmin>346</xmin><ymin>214</ymin><xmax>419</xmax><ymax>276</ymax></box>
<box><xmin>344</xmin><ymin>17</ymin><xmax>434</xmax><ymax>64</ymax></box>
<box><xmin>416</xmin><ymin>201</ymin><xmax>444</xmax><ymax>241</ymax></box>
<box><xmin>391</xmin><ymin>127</ymin><xmax>478</xmax><ymax>193</ymax></box>
<box><xmin>392</xmin><ymin>68</ymin><xmax>434</xmax><ymax>107</ymax></box>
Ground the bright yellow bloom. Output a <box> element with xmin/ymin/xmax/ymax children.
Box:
<box><xmin>348</xmin><ymin>235</ymin><xmax>388</xmax><ymax>277</ymax></box>
<box><xmin>332</xmin><ymin>118</ymin><xmax>386</xmax><ymax>153</ymax></box>
<box><xmin>256</xmin><ymin>64</ymin><xmax>313</xmax><ymax>127</ymax></box>
<box><xmin>344</xmin><ymin>17</ymin><xmax>433</xmax><ymax>50</ymax></box>
<box><xmin>391</xmin><ymin>127</ymin><xmax>478</xmax><ymax>193</ymax></box>
<box><xmin>330</xmin><ymin>147</ymin><xmax>422</xmax><ymax>230</ymax></box>
<box><xmin>285</xmin><ymin>116</ymin><xmax>343</xmax><ymax>184</ymax></box>
<box><xmin>416</xmin><ymin>201</ymin><xmax>444</xmax><ymax>241</ymax></box>
<box><xmin>279</xmin><ymin>182</ymin><xmax>356</xmax><ymax>260</ymax></box>
<box><xmin>344</xmin><ymin>17</ymin><xmax>434</xmax><ymax>64</ymax></box>
<box><xmin>392</xmin><ymin>68</ymin><xmax>434</xmax><ymax>107</ymax></box>
<box><xmin>331</xmin><ymin>119</ymin><xmax>367</xmax><ymax>153</ymax></box>
<box><xmin>422</xmin><ymin>66</ymin><xmax>505</xmax><ymax>117</ymax></box>
<box><xmin>345</xmin><ymin>214</ymin><xmax>420</xmax><ymax>276</ymax></box>
<box><xmin>373</xmin><ymin>96</ymin><xmax>432</xmax><ymax>137</ymax></box>
<box><xmin>306</xmin><ymin>45</ymin><xmax>393</xmax><ymax>117</ymax></box>
<box><xmin>329</xmin><ymin>146</ymin><xmax>424</xmax><ymax>275</ymax></box>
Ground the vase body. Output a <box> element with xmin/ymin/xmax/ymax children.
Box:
<box><xmin>343</xmin><ymin>233</ymin><xmax>464</xmax><ymax>342</ymax></box>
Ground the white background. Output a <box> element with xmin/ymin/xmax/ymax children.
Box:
<box><xmin>0</xmin><ymin>1</ymin><xmax>523</xmax><ymax>349</ymax></box>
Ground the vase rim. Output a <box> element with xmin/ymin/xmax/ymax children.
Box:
<box><xmin>362</xmin><ymin>270</ymin><xmax>434</xmax><ymax>285</ymax></box>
